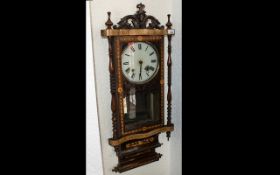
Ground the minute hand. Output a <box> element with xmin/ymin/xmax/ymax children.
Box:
<box><xmin>139</xmin><ymin>61</ymin><xmax>142</xmax><ymax>80</ymax></box>
<box><xmin>139</xmin><ymin>60</ymin><xmax>143</xmax><ymax>80</ymax></box>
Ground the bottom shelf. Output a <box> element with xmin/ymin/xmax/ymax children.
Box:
<box><xmin>112</xmin><ymin>151</ymin><xmax>162</xmax><ymax>173</ymax></box>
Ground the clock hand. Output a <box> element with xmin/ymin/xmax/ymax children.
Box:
<box><xmin>139</xmin><ymin>60</ymin><xmax>143</xmax><ymax>80</ymax></box>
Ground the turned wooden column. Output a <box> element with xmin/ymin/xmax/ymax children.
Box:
<box><xmin>105</xmin><ymin>12</ymin><xmax>118</xmax><ymax>139</ymax></box>
<box><xmin>166</xmin><ymin>14</ymin><xmax>173</xmax><ymax>140</ymax></box>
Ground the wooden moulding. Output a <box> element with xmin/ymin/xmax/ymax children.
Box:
<box><xmin>101</xmin><ymin>29</ymin><xmax>175</xmax><ymax>37</ymax></box>
<box><xmin>113</xmin><ymin>152</ymin><xmax>162</xmax><ymax>173</ymax></box>
<box><xmin>108</xmin><ymin>125</ymin><xmax>174</xmax><ymax>146</ymax></box>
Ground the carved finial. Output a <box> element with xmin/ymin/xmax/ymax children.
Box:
<box><xmin>166</xmin><ymin>14</ymin><xmax>172</xmax><ymax>29</ymax></box>
<box><xmin>136</xmin><ymin>3</ymin><xmax>145</xmax><ymax>14</ymax></box>
<box><xmin>105</xmin><ymin>12</ymin><xmax>113</xmax><ymax>29</ymax></box>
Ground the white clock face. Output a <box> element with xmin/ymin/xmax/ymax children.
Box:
<box><xmin>121</xmin><ymin>42</ymin><xmax>159</xmax><ymax>84</ymax></box>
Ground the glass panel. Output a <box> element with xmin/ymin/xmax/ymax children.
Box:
<box><xmin>123</xmin><ymin>88</ymin><xmax>160</xmax><ymax>131</ymax></box>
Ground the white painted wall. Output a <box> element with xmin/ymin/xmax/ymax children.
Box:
<box><xmin>86</xmin><ymin>2</ymin><xmax>104</xmax><ymax>175</ymax></box>
<box><xmin>88</xmin><ymin>1</ymin><xmax>181</xmax><ymax>175</ymax></box>
<box><xmin>168</xmin><ymin>1</ymin><xmax>182</xmax><ymax>175</ymax></box>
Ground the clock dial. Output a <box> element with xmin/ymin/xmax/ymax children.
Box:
<box><xmin>121</xmin><ymin>42</ymin><xmax>159</xmax><ymax>84</ymax></box>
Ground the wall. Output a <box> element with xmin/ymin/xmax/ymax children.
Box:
<box><xmin>168</xmin><ymin>1</ymin><xmax>182</xmax><ymax>174</ymax></box>
<box><xmin>86</xmin><ymin>2</ymin><xmax>104</xmax><ymax>175</ymax></box>
<box><xmin>88</xmin><ymin>0</ymin><xmax>181</xmax><ymax>175</ymax></box>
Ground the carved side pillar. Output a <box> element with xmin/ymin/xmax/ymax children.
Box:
<box><xmin>166</xmin><ymin>14</ymin><xmax>173</xmax><ymax>140</ymax></box>
<box><xmin>105</xmin><ymin>12</ymin><xmax>118</xmax><ymax>140</ymax></box>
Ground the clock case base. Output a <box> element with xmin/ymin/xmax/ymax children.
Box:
<box><xmin>112</xmin><ymin>135</ymin><xmax>162</xmax><ymax>173</ymax></box>
<box><xmin>109</xmin><ymin>125</ymin><xmax>174</xmax><ymax>173</ymax></box>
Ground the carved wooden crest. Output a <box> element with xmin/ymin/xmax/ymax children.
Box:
<box><xmin>113</xmin><ymin>3</ymin><xmax>164</xmax><ymax>29</ymax></box>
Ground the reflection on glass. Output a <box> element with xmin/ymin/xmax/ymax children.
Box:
<box><xmin>128</xmin><ymin>88</ymin><xmax>136</xmax><ymax>120</ymax></box>
<box><xmin>123</xmin><ymin>87</ymin><xmax>160</xmax><ymax>131</ymax></box>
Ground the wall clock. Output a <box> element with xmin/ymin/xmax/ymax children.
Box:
<box><xmin>101</xmin><ymin>3</ymin><xmax>175</xmax><ymax>173</ymax></box>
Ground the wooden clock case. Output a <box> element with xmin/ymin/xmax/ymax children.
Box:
<box><xmin>101</xmin><ymin>3</ymin><xmax>174</xmax><ymax>173</ymax></box>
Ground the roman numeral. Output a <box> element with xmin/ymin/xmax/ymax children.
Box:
<box><xmin>138</xmin><ymin>44</ymin><xmax>141</xmax><ymax>50</ymax></box>
<box><xmin>145</xmin><ymin>46</ymin><xmax>148</xmax><ymax>51</ymax></box>
<box><xmin>144</xmin><ymin>66</ymin><xmax>149</xmax><ymax>71</ymax></box>
<box><xmin>149</xmin><ymin>66</ymin><xmax>155</xmax><ymax>71</ymax></box>
<box><xmin>131</xmin><ymin>73</ymin><xmax>135</xmax><ymax>79</ymax></box>
<box><xmin>130</xmin><ymin>46</ymin><xmax>135</xmax><ymax>52</ymax></box>
<box><xmin>139</xmin><ymin>74</ymin><xmax>142</xmax><ymax>80</ymax></box>
<box><xmin>146</xmin><ymin>72</ymin><xmax>149</xmax><ymax>76</ymax></box>
<box><xmin>123</xmin><ymin>62</ymin><xmax>129</xmax><ymax>65</ymax></box>
<box><xmin>125</xmin><ymin>68</ymin><xmax>130</xmax><ymax>74</ymax></box>
<box><xmin>151</xmin><ymin>59</ymin><xmax>156</xmax><ymax>63</ymax></box>
<box><xmin>149</xmin><ymin>52</ymin><xmax>154</xmax><ymax>56</ymax></box>
<box><xmin>125</xmin><ymin>54</ymin><xmax>130</xmax><ymax>56</ymax></box>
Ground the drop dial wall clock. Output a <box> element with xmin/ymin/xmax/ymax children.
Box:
<box><xmin>101</xmin><ymin>3</ymin><xmax>175</xmax><ymax>173</ymax></box>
